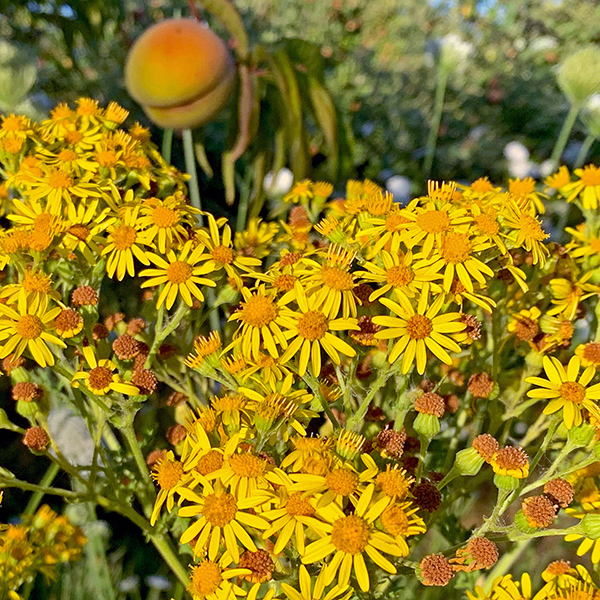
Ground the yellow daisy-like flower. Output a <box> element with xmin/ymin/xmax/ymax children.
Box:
<box><xmin>284</xmin><ymin>180</ymin><xmax>314</xmax><ymax>204</ymax></box>
<box><xmin>71</xmin><ymin>346</ymin><xmax>139</xmax><ymax>396</ymax></box>
<box><xmin>196</xmin><ymin>212</ymin><xmax>261</xmax><ymax>283</ymax></box>
<box><xmin>561</xmin><ymin>165</ymin><xmax>600</xmax><ymax>209</ymax></box>
<box><xmin>0</xmin><ymin>269</ymin><xmax>61</xmax><ymax>313</ymax></box>
<box><xmin>545</xmin><ymin>165</ymin><xmax>570</xmax><ymax>191</ymax></box>
<box><xmin>491</xmin><ymin>573</ymin><xmax>538</xmax><ymax>600</ymax></box>
<box><xmin>508</xmin><ymin>177</ymin><xmax>546</xmax><ymax>214</ymax></box>
<box><xmin>227</xmin><ymin>284</ymin><xmax>292</xmax><ymax>360</ymax></box>
<box><xmin>302</xmin><ymin>484</ymin><xmax>405</xmax><ymax>593</ymax></box>
<box><xmin>526</xmin><ymin>356</ymin><xmax>600</xmax><ymax>429</ymax></box>
<box><xmin>102</xmin><ymin>205</ymin><xmax>152</xmax><ymax>280</ymax></box>
<box><xmin>61</xmin><ymin>198</ymin><xmax>109</xmax><ymax>264</ymax></box>
<box><xmin>378</xmin><ymin>501</ymin><xmax>426</xmax><ymax>554</ymax></box>
<box><xmin>178</xmin><ymin>478</ymin><xmax>271</xmax><ymax>561</ymax></box>
<box><xmin>0</xmin><ymin>297</ymin><xmax>66</xmax><ymax>367</ymax></box>
<box><xmin>261</xmin><ymin>472</ymin><xmax>327</xmax><ymax>554</ymax></box>
<box><xmin>278</xmin><ymin>282</ymin><xmax>359</xmax><ymax>376</ymax></box>
<box><xmin>188</xmin><ymin>555</ymin><xmax>251</xmax><ymax>600</ymax></box>
<box><xmin>373</xmin><ymin>293</ymin><xmax>464</xmax><ymax>374</ymax></box>
<box><xmin>354</xmin><ymin>206</ymin><xmax>409</xmax><ymax>255</ymax></box>
<box><xmin>565</xmin><ymin>503</ymin><xmax>600</xmax><ymax>563</ymax></box>
<box><xmin>138</xmin><ymin>193</ymin><xmax>199</xmax><ymax>253</ymax></box>
<box><xmin>281</xmin><ymin>565</ymin><xmax>351</xmax><ymax>600</ymax></box>
<box><xmin>575</xmin><ymin>342</ymin><xmax>600</xmax><ymax>368</ymax></box>
<box><xmin>357</xmin><ymin>246</ymin><xmax>441</xmax><ymax>304</ymax></box>
<box><xmin>501</xmin><ymin>200</ymin><xmax>549</xmax><ymax>266</ymax></box>
<box><xmin>140</xmin><ymin>241</ymin><xmax>217</xmax><ymax>309</ymax></box>
<box><xmin>547</xmin><ymin>273</ymin><xmax>600</xmax><ymax>321</ymax></box>
<box><xmin>234</xmin><ymin>218</ymin><xmax>279</xmax><ymax>259</ymax></box>
<box><xmin>150</xmin><ymin>451</ymin><xmax>184</xmax><ymax>526</ymax></box>
<box><xmin>566</xmin><ymin>223</ymin><xmax>600</xmax><ymax>263</ymax></box>
<box><xmin>280</xmin><ymin>435</ymin><xmax>334</xmax><ymax>475</ymax></box>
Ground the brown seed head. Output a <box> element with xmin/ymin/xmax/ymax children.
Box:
<box><xmin>543</xmin><ymin>478</ymin><xmax>574</xmax><ymax>508</ymax></box>
<box><xmin>92</xmin><ymin>323</ymin><xmax>109</xmax><ymax>340</ymax></box>
<box><xmin>112</xmin><ymin>334</ymin><xmax>140</xmax><ymax>360</ymax></box>
<box><xmin>23</xmin><ymin>427</ymin><xmax>50</xmax><ymax>452</ymax></box>
<box><xmin>353</xmin><ymin>283</ymin><xmax>376</xmax><ymax>306</ymax></box>
<box><xmin>2</xmin><ymin>354</ymin><xmax>25</xmax><ymax>374</ymax></box>
<box><xmin>71</xmin><ymin>285</ymin><xmax>98</xmax><ymax>306</ymax></box>
<box><xmin>468</xmin><ymin>373</ymin><xmax>494</xmax><ymax>399</ymax></box>
<box><xmin>104</xmin><ymin>312</ymin><xmax>124</xmax><ymax>331</ymax></box>
<box><xmin>376</xmin><ymin>427</ymin><xmax>406</xmax><ymax>459</ymax></box>
<box><xmin>132</xmin><ymin>368</ymin><xmax>157</xmax><ymax>395</ymax></box>
<box><xmin>55</xmin><ymin>308</ymin><xmax>83</xmax><ymax>335</ymax></box>
<box><xmin>12</xmin><ymin>382</ymin><xmax>43</xmax><ymax>402</ymax></box>
<box><xmin>444</xmin><ymin>394</ymin><xmax>460</xmax><ymax>414</ymax></box>
<box><xmin>289</xmin><ymin>206</ymin><xmax>311</xmax><ymax>229</ymax></box>
<box><xmin>279</xmin><ymin>252</ymin><xmax>302</xmax><ymax>267</ymax></box>
<box><xmin>349</xmin><ymin>315</ymin><xmax>381</xmax><ymax>346</ymax></box>
<box><xmin>420</xmin><ymin>553</ymin><xmax>454</xmax><ymax>586</ymax></box>
<box><xmin>494</xmin><ymin>446</ymin><xmax>528</xmax><ymax>471</ymax></box>
<box><xmin>465</xmin><ymin>537</ymin><xmax>499</xmax><ymax>569</ymax></box>
<box><xmin>127</xmin><ymin>317</ymin><xmax>146</xmax><ymax>335</ymax></box>
<box><xmin>166</xmin><ymin>391</ymin><xmax>188</xmax><ymax>407</ymax></box>
<box><xmin>146</xmin><ymin>449</ymin><xmax>168</xmax><ymax>467</ymax></box>
<box><xmin>166</xmin><ymin>424</ymin><xmax>187</xmax><ymax>446</ymax></box>
<box><xmin>414</xmin><ymin>392</ymin><xmax>445</xmax><ymax>417</ymax></box>
<box><xmin>522</xmin><ymin>495</ymin><xmax>557</xmax><ymax>528</ymax></box>
<box><xmin>460</xmin><ymin>313</ymin><xmax>482</xmax><ymax>342</ymax></box>
<box><xmin>412</xmin><ymin>481</ymin><xmax>442</xmax><ymax>512</ymax></box>
<box><xmin>238</xmin><ymin>549</ymin><xmax>274</xmax><ymax>583</ymax></box>
<box><xmin>514</xmin><ymin>316</ymin><xmax>539</xmax><ymax>341</ymax></box>
<box><xmin>545</xmin><ymin>560</ymin><xmax>572</xmax><ymax>576</ymax></box>
<box><xmin>472</xmin><ymin>434</ymin><xmax>499</xmax><ymax>461</ymax></box>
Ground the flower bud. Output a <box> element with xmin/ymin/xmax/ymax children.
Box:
<box><xmin>568</xmin><ymin>422</ymin><xmax>596</xmax><ymax>447</ymax></box>
<box><xmin>454</xmin><ymin>447</ymin><xmax>485</xmax><ymax>476</ymax></box>
<box><xmin>413</xmin><ymin>412</ymin><xmax>441</xmax><ymax>438</ymax></box>
<box><xmin>557</xmin><ymin>46</ymin><xmax>600</xmax><ymax>105</ymax></box>
<box><xmin>494</xmin><ymin>473</ymin><xmax>521</xmax><ymax>490</ymax></box>
<box><xmin>581</xmin><ymin>513</ymin><xmax>600</xmax><ymax>539</ymax></box>
<box><xmin>514</xmin><ymin>509</ymin><xmax>539</xmax><ymax>534</ymax></box>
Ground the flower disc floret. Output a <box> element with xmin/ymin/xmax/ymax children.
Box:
<box><xmin>239</xmin><ymin>295</ymin><xmax>277</xmax><ymax>328</ymax></box>
<box><xmin>16</xmin><ymin>315</ymin><xmax>43</xmax><ymax>339</ymax></box>
<box><xmin>386</xmin><ymin>265</ymin><xmax>415</xmax><ymax>287</ymax></box>
<box><xmin>330</xmin><ymin>515</ymin><xmax>370</xmax><ymax>554</ymax></box>
<box><xmin>559</xmin><ymin>381</ymin><xmax>586</xmax><ymax>404</ymax></box>
<box><xmin>406</xmin><ymin>314</ymin><xmax>433</xmax><ymax>340</ymax></box>
<box><xmin>202</xmin><ymin>493</ymin><xmax>238</xmax><ymax>527</ymax></box>
<box><xmin>229</xmin><ymin>454</ymin><xmax>266</xmax><ymax>478</ymax></box>
<box><xmin>285</xmin><ymin>492</ymin><xmax>315</xmax><ymax>517</ymax></box>
<box><xmin>153</xmin><ymin>457</ymin><xmax>183</xmax><ymax>490</ymax></box>
<box><xmin>321</xmin><ymin>265</ymin><xmax>354</xmax><ymax>291</ymax></box>
<box><xmin>377</xmin><ymin>467</ymin><xmax>412</xmax><ymax>499</ymax></box>
<box><xmin>190</xmin><ymin>561</ymin><xmax>222</xmax><ymax>596</ymax></box>
<box><xmin>297</xmin><ymin>310</ymin><xmax>328</xmax><ymax>340</ymax></box>
<box><xmin>325</xmin><ymin>468</ymin><xmax>358</xmax><ymax>496</ymax></box>
<box><xmin>87</xmin><ymin>366</ymin><xmax>114</xmax><ymax>393</ymax></box>
<box><xmin>416</xmin><ymin>210</ymin><xmax>450</xmax><ymax>233</ymax></box>
<box><xmin>151</xmin><ymin>206</ymin><xmax>179</xmax><ymax>228</ymax></box>
<box><xmin>111</xmin><ymin>225</ymin><xmax>137</xmax><ymax>250</ymax></box>
<box><xmin>441</xmin><ymin>232</ymin><xmax>472</xmax><ymax>264</ymax></box>
<box><xmin>212</xmin><ymin>245</ymin><xmax>235</xmax><ymax>264</ymax></box>
<box><xmin>381</xmin><ymin>505</ymin><xmax>410</xmax><ymax>536</ymax></box>
<box><xmin>166</xmin><ymin>261</ymin><xmax>192</xmax><ymax>284</ymax></box>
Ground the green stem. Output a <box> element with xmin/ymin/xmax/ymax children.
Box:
<box><xmin>423</xmin><ymin>65</ymin><xmax>449</xmax><ymax>180</ymax></box>
<box><xmin>146</xmin><ymin>302</ymin><xmax>187</xmax><ymax>368</ymax></box>
<box><xmin>575</xmin><ymin>132</ymin><xmax>596</xmax><ymax>168</ymax></box>
<box><xmin>550</xmin><ymin>102</ymin><xmax>582</xmax><ymax>171</ymax></box>
<box><xmin>23</xmin><ymin>461</ymin><xmax>60</xmax><ymax>516</ymax></box>
<box><xmin>162</xmin><ymin>128</ymin><xmax>173</xmax><ymax>163</ymax></box>
<box><xmin>347</xmin><ymin>363</ymin><xmax>393</xmax><ymax>431</ymax></box>
<box><xmin>0</xmin><ymin>476</ymin><xmax>79</xmax><ymax>500</ymax></box>
<box><xmin>183</xmin><ymin>128</ymin><xmax>202</xmax><ymax>218</ymax></box>
<box><xmin>473</xmin><ymin>488</ymin><xmax>511</xmax><ymax>536</ymax></box>
<box><xmin>302</xmin><ymin>372</ymin><xmax>340</xmax><ymax>430</ymax></box>
<box><xmin>121</xmin><ymin>421</ymin><xmax>155</xmax><ymax>518</ymax></box>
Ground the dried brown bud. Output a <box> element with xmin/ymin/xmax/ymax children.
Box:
<box><xmin>460</xmin><ymin>313</ymin><xmax>482</xmax><ymax>342</ymax></box>
<box><xmin>472</xmin><ymin>434</ymin><xmax>499</xmax><ymax>461</ymax></box>
<box><xmin>412</xmin><ymin>481</ymin><xmax>442</xmax><ymax>512</ymax></box>
<box><xmin>127</xmin><ymin>318</ymin><xmax>146</xmax><ymax>335</ymax></box>
<box><xmin>166</xmin><ymin>424</ymin><xmax>187</xmax><ymax>446</ymax></box>
<box><xmin>349</xmin><ymin>315</ymin><xmax>381</xmax><ymax>346</ymax></box>
<box><xmin>419</xmin><ymin>553</ymin><xmax>454</xmax><ymax>586</ymax></box>
<box><xmin>104</xmin><ymin>312</ymin><xmax>125</xmax><ymax>331</ymax></box>
<box><xmin>468</xmin><ymin>373</ymin><xmax>494</xmax><ymax>399</ymax></box>
<box><xmin>2</xmin><ymin>354</ymin><xmax>25</xmax><ymax>374</ymax></box>
<box><xmin>238</xmin><ymin>549</ymin><xmax>274</xmax><ymax>583</ymax></box>
<box><xmin>543</xmin><ymin>478</ymin><xmax>574</xmax><ymax>508</ymax></box>
<box><xmin>353</xmin><ymin>283</ymin><xmax>376</xmax><ymax>307</ymax></box>
<box><xmin>12</xmin><ymin>382</ymin><xmax>43</xmax><ymax>402</ymax></box>
<box><xmin>112</xmin><ymin>335</ymin><xmax>140</xmax><ymax>360</ymax></box>
<box><xmin>464</xmin><ymin>537</ymin><xmax>498</xmax><ymax>569</ymax></box>
<box><xmin>494</xmin><ymin>446</ymin><xmax>528</xmax><ymax>471</ymax></box>
<box><xmin>23</xmin><ymin>427</ymin><xmax>50</xmax><ymax>452</ymax></box>
<box><xmin>92</xmin><ymin>323</ymin><xmax>110</xmax><ymax>340</ymax></box>
<box><xmin>376</xmin><ymin>427</ymin><xmax>406</xmax><ymax>459</ymax></box>
<box><xmin>522</xmin><ymin>495</ymin><xmax>557</xmax><ymax>528</ymax></box>
<box><xmin>131</xmin><ymin>368</ymin><xmax>158</xmax><ymax>395</ymax></box>
<box><xmin>71</xmin><ymin>285</ymin><xmax>98</xmax><ymax>307</ymax></box>
<box><xmin>146</xmin><ymin>449</ymin><xmax>168</xmax><ymax>467</ymax></box>
<box><xmin>414</xmin><ymin>392</ymin><xmax>445</xmax><ymax>417</ymax></box>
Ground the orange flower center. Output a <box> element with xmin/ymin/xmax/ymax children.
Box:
<box><xmin>325</xmin><ymin>468</ymin><xmax>358</xmax><ymax>496</ymax></box>
<box><xmin>65</xmin><ymin>131</ymin><xmax>83</xmax><ymax>144</ymax></box>
<box><xmin>47</xmin><ymin>169</ymin><xmax>73</xmax><ymax>190</ymax></box>
<box><xmin>321</xmin><ymin>265</ymin><xmax>354</xmax><ymax>291</ymax></box>
<box><xmin>519</xmin><ymin>215</ymin><xmax>547</xmax><ymax>241</ymax></box>
<box><xmin>330</xmin><ymin>515</ymin><xmax>370</xmax><ymax>554</ymax></box>
<box><xmin>376</xmin><ymin>469</ymin><xmax>411</xmax><ymax>499</ymax></box>
<box><xmin>474</xmin><ymin>214</ymin><xmax>499</xmax><ymax>236</ymax></box>
<box><xmin>297</xmin><ymin>310</ymin><xmax>328</xmax><ymax>341</ymax></box>
<box><xmin>96</xmin><ymin>150</ymin><xmax>118</xmax><ymax>167</ymax></box>
<box><xmin>152</xmin><ymin>206</ymin><xmax>179</xmax><ymax>228</ymax></box>
<box><xmin>154</xmin><ymin>458</ymin><xmax>183</xmax><ymax>490</ymax></box>
<box><xmin>385</xmin><ymin>212</ymin><xmax>409</xmax><ymax>232</ymax></box>
<box><xmin>559</xmin><ymin>381</ymin><xmax>586</xmax><ymax>404</ymax></box>
<box><xmin>406</xmin><ymin>314</ymin><xmax>433</xmax><ymax>340</ymax></box>
<box><xmin>416</xmin><ymin>210</ymin><xmax>450</xmax><ymax>234</ymax></box>
<box><xmin>57</xmin><ymin>149</ymin><xmax>78</xmax><ymax>162</ymax></box>
<box><xmin>111</xmin><ymin>225</ymin><xmax>136</xmax><ymax>250</ymax></box>
<box><xmin>240</xmin><ymin>295</ymin><xmax>277</xmax><ymax>328</ymax></box>
<box><xmin>15</xmin><ymin>315</ymin><xmax>43</xmax><ymax>339</ymax></box>
<box><xmin>212</xmin><ymin>245</ymin><xmax>234</xmax><ymax>264</ymax></box>
<box><xmin>580</xmin><ymin>166</ymin><xmax>600</xmax><ymax>187</ymax></box>
<box><xmin>509</xmin><ymin>178</ymin><xmax>535</xmax><ymax>196</ymax></box>
<box><xmin>386</xmin><ymin>264</ymin><xmax>414</xmax><ymax>287</ymax></box>
<box><xmin>166</xmin><ymin>261</ymin><xmax>192</xmax><ymax>284</ymax></box>
<box><xmin>380</xmin><ymin>504</ymin><xmax>410</xmax><ymax>536</ymax></box>
<box><xmin>441</xmin><ymin>232</ymin><xmax>472</xmax><ymax>264</ymax></box>
<box><xmin>190</xmin><ymin>561</ymin><xmax>222</xmax><ymax>596</ymax></box>
<box><xmin>273</xmin><ymin>274</ymin><xmax>297</xmax><ymax>291</ymax></box>
<box><xmin>87</xmin><ymin>366</ymin><xmax>113</xmax><ymax>392</ymax></box>
<box><xmin>68</xmin><ymin>224</ymin><xmax>90</xmax><ymax>241</ymax></box>
<box><xmin>202</xmin><ymin>493</ymin><xmax>237</xmax><ymax>527</ymax></box>
<box><xmin>195</xmin><ymin>450</ymin><xmax>224</xmax><ymax>476</ymax></box>
<box><xmin>583</xmin><ymin>343</ymin><xmax>600</xmax><ymax>365</ymax></box>
<box><xmin>22</xmin><ymin>272</ymin><xmax>51</xmax><ymax>294</ymax></box>
<box><xmin>229</xmin><ymin>453</ymin><xmax>266</xmax><ymax>478</ymax></box>
<box><xmin>285</xmin><ymin>492</ymin><xmax>315</xmax><ymax>516</ymax></box>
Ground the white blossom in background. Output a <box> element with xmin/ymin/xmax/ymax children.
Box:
<box><xmin>439</xmin><ymin>33</ymin><xmax>475</xmax><ymax>75</ymax></box>
<box><xmin>385</xmin><ymin>175</ymin><xmax>412</xmax><ymax>204</ymax></box>
<box><xmin>47</xmin><ymin>408</ymin><xmax>96</xmax><ymax>467</ymax></box>
<box><xmin>145</xmin><ymin>575</ymin><xmax>172</xmax><ymax>591</ymax></box>
<box><xmin>504</xmin><ymin>141</ymin><xmax>536</xmax><ymax>178</ymax></box>
<box><xmin>539</xmin><ymin>159</ymin><xmax>556</xmax><ymax>179</ymax></box>
<box><xmin>264</xmin><ymin>167</ymin><xmax>293</xmax><ymax>196</ymax></box>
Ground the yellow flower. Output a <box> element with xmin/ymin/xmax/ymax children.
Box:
<box><xmin>547</xmin><ymin>273</ymin><xmax>600</xmax><ymax>320</ymax></box>
<box><xmin>501</xmin><ymin>200</ymin><xmax>549</xmax><ymax>266</ymax></box>
<box><xmin>575</xmin><ymin>342</ymin><xmax>600</xmax><ymax>368</ymax></box>
<box><xmin>561</xmin><ymin>165</ymin><xmax>600</xmax><ymax>209</ymax></box>
<box><xmin>150</xmin><ymin>451</ymin><xmax>184</xmax><ymax>526</ymax></box>
<box><xmin>302</xmin><ymin>484</ymin><xmax>405</xmax><ymax>592</ymax></box>
<box><xmin>227</xmin><ymin>284</ymin><xmax>293</xmax><ymax>360</ymax></box>
<box><xmin>373</xmin><ymin>293</ymin><xmax>464</xmax><ymax>374</ymax></box>
<box><xmin>565</xmin><ymin>504</ymin><xmax>600</xmax><ymax>563</ymax></box>
<box><xmin>234</xmin><ymin>218</ymin><xmax>279</xmax><ymax>259</ymax></box>
<box><xmin>545</xmin><ymin>165</ymin><xmax>570</xmax><ymax>190</ymax></box>
<box><xmin>0</xmin><ymin>298</ymin><xmax>66</xmax><ymax>367</ymax></box>
<box><xmin>138</xmin><ymin>193</ymin><xmax>199</xmax><ymax>253</ymax></box>
<box><xmin>140</xmin><ymin>241</ymin><xmax>217</xmax><ymax>309</ymax></box>
<box><xmin>490</xmin><ymin>573</ymin><xmax>538</xmax><ymax>600</ymax></box>
<box><xmin>378</xmin><ymin>501</ymin><xmax>426</xmax><ymax>554</ymax></box>
<box><xmin>284</xmin><ymin>180</ymin><xmax>314</xmax><ymax>204</ymax></box>
<box><xmin>178</xmin><ymin>478</ymin><xmax>271</xmax><ymax>561</ymax></box>
<box><xmin>102</xmin><ymin>205</ymin><xmax>152</xmax><ymax>280</ymax></box>
<box><xmin>278</xmin><ymin>282</ymin><xmax>359</xmax><ymax>376</ymax></box>
<box><xmin>281</xmin><ymin>565</ymin><xmax>350</xmax><ymax>600</ymax></box>
<box><xmin>71</xmin><ymin>346</ymin><xmax>139</xmax><ymax>396</ymax></box>
<box><xmin>0</xmin><ymin>269</ymin><xmax>60</xmax><ymax>313</ymax></box>
<box><xmin>61</xmin><ymin>198</ymin><xmax>109</xmax><ymax>264</ymax></box>
<box><xmin>566</xmin><ymin>223</ymin><xmax>600</xmax><ymax>263</ymax></box>
<box><xmin>280</xmin><ymin>435</ymin><xmax>334</xmax><ymax>475</ymax></box>
<box><xmin>508</xmin><ymin>177</ymin><xmax>546</xmax><ymax>213</ymax></box>
<box><xmin>526</xmin><ymin>356</ymin><xmax>600</xmax><ymax>429</ymax></box>
<box><xmin>188</xmin><ymin>556</ymin><xmax>251</xmax><ymax>600</ymax></box>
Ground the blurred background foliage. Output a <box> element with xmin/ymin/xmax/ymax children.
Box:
<box><xmin>0</xmin><ymin>0</ymin><xmax>600</xmax><ymax>192</ymax></box>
